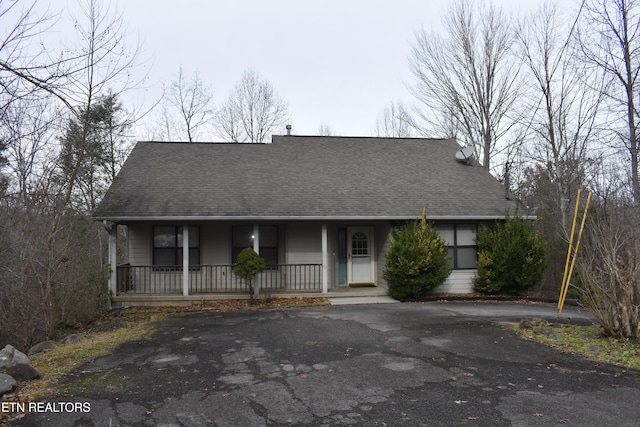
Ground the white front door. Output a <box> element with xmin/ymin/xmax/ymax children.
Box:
<box><xmin>348</xmin><ymin>227</ymin><xmax>374</xmax><ymax>285</ymax></box>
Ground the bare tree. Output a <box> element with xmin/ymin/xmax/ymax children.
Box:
<box><xmin>0</xmin><ymin>139</ymin><xmax>7</xmax><ymax>196</ymax></box>
<box><xmin>163</xmin><ymin>66</ymin><xmax>214</xmax><ymax>142</ymax></box>
<box><xmin>409</xmin><ymin>0</ymin><xmax>521</xmax><ymax>170</ymax></box>
<box><xmin>215</xmin><ymin>96</ymin><xmax>245</xmax><ymax>142</ymax></box>
<box><xmin>216</xmin><ymin>69</ymin><xmax>289</xmax><ymax>143</ymax></box>
<box><xmin>1</xmin><ymin>0</ymin><xmax>142</xmax><ymax>212</ymax></box>
<box><xmin>577</xmin><ymin>202</ymin><xmax>640</xmax><ymax>339</ymax></box>
<box><xmin>0</xmin><ymin>0</ymin><xmax>143</xmax><ymax>342</ymax></box>
<box><xmin>40</xmin><ymin>0</ymin><xmax>142</xmax><ymax>325</ymax></box>
<box><xmin>317</xmin><ymin>122</ymin><xmax>334</xmax><ymax>136</ymax></box>
<box><xmin>578</xmin><ymin>0</ymin><xmax>640</xmax><ymax>203</ymax></box>
<box><xmin>1</xmin><ymin>97</ymin><xmax>60</xmax><ymax>204</ymax></box>
<box><xmin>374</xmin><ymin>100</ymin><xmax>415</xmax><ymax>138</ymax></box>
<box><xmin>0</xmin><ymin>0</ymin><xmax>65</xmax><ymax>207</ymax></box>
<box><xmin>516</xmin><ymin>1</ymin><xmax>604</xmax><ymax>232</ymax></box>
<box><xmin>143</xmin><ymin>103</ymin><xmax>179</xmax><ymax>141</ymax></box>
<box><xmin>0</xmin><ymin>1</ymin><xmax>65</xmax><ymax>113</ymax></box>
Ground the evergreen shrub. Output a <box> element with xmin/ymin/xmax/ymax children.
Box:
<box><xmin>233</xmin><ymin>248</ymin><xmax>266</xmax><ymax>297</ymax></box>
<box><xmin>473</xmin><ymin>216</ymin><xmax>546</xmax><ymax>294</ymax></box>
<box><xmin>383</xmin><ymin>209</ymin><xmax>452</xmax><ymax>300</ymax></box>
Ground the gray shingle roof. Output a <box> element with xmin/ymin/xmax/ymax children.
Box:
<box><xmin>95</xmin><ymin>136</ymin><xmax>527</xmax><ymax>220</ymax></box>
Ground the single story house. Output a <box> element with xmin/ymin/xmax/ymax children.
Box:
<box><xmin>94</xmin><ymin>135</ymin><xmax>527</xmax><ymax>306</ymax></box>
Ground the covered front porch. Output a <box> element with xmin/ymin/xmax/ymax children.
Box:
<box><xmin>105</xmin><ymin>221</ymin><xmax>391</xmax><ymax>306</ymax></box>
<box><xmin>115</xmin><ymin>263</ymin><xmax>324</xmax><ymax>295</ymax></box>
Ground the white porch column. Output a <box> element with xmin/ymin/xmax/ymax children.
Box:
<box><xmin>252</xmin><ymin>224</ymin><xmax>260</xmax><ymax>298</ymax></box>
<box><xmin>252</xmin><ymin>224</ymin><xmax>260</xmax><ymax>253</ymax></box>
<box><xmin>182</xmin><ymin>224</ymin><xmax>189</xmax><ymax>296</ymax></box>
<box><xmin>322</xmin><ymin>223</ymin><xmax>328</xmax><ymax>293</ymax></box>
<box><xmin>107</xmin><ymin>223</ymin><xmax>117</xmax><ymax>296</ymax></box>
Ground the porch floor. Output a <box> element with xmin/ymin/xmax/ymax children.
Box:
<box><xmin>110</xmin><ymin>285</ymin><xmax>389</xmax><ymax>308</ymax></box>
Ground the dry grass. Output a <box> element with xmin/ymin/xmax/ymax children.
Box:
<box><xmin>509</xmin><ymin>320</ymin><xmax>640</xmax><ymax>370</ymax></box>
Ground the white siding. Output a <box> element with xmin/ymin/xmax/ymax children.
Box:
<box><xmin>128</xmin><ymin>224</ymin><xmax>151</xmax><ymax>265</ymax></box>
<box><xmin>285</xmin><ymin>223</ymin><xmax>322</xmax><ymax>264</ymax></box>
<box><xmin>432</xmin><ymin>270</ymin><xmax>476</xmax><ymax>294</ymax></box>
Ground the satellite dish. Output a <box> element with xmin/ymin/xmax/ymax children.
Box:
<box><xmin>455</xmin><ymin>146</ymin><xmax>475</xmax><ymax>165</ymax></box>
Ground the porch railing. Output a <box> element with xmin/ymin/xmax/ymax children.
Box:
<box><xmin>116</xmin><ymin>264</ymin><xmax>323</xmax><ymax>295</ymax></box>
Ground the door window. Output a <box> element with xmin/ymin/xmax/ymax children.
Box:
<box><xmin>352</xmin><ymin>231</ymin><xmax>369</xmax><ymax>255</ymax></box>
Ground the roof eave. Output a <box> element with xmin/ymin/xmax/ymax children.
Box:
<box><xmin>94</xmin><ymin>214</ymin><xmax>536</xmax><ymax>222</ymax></box>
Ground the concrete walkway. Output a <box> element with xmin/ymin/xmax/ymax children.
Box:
<box><xmin>328</xmin><ymin>296</ymin><xmax>399</xmax><ymax>305</ymax></box>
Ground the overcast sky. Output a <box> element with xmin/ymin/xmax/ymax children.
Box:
<box><xmin>67</xmin><ymin>0</ymin><xmax>573</xmax><ymax>139</ymax></box>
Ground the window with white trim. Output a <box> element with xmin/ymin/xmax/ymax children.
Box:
<box><xmin>153</xmin><ymin>226</ymin><xmax>200</xmax><ymax>267</ymax></box>
<box><xmin>436</xmin><ymin>224</ymin><xmax>477</xmax><ymax>269</ymax></box>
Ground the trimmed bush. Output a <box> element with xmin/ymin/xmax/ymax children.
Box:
<box><xmin>473</xmin><ymin>216</ymin><xmax>546</xmax><ymax>294</ymax></box>
<box><xmin>383</xmin><ymin>209</ymin><xmax>452</xmax><ymax>300</ymax></box>
<box><xmin>233</xmin><ymin>247</ymin><xmax>265</xmax><ymax>297</ymax></box>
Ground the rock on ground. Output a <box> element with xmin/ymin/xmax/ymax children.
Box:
<box><xmin>2</xmin><ymin>363</ymin><xmax>41</xmax><ymax>382</ymax></box>
<box><xmin>0</xmin><ymin>345</ymin><xmax>29</xmax><ymax>369</ymax></box>
<box><xmin>61</xmin><ymin>334</ymin><xmax>81</xmax><ymax>344</ymax></box>
<box><xmin>0</xmin><ymin>373</ymin><xmax>17</xmax><ymax>397</ymax></box>
<box><xmin>28</xmin><ymin>340</ymin><xmax>58</xmax><ymax>356</ymax></box>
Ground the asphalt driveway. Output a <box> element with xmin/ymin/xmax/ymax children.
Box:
<box><xmin>13</xmin><ymin>301</ymin><xmax>640</xmax><ymax>426</ymax></box>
